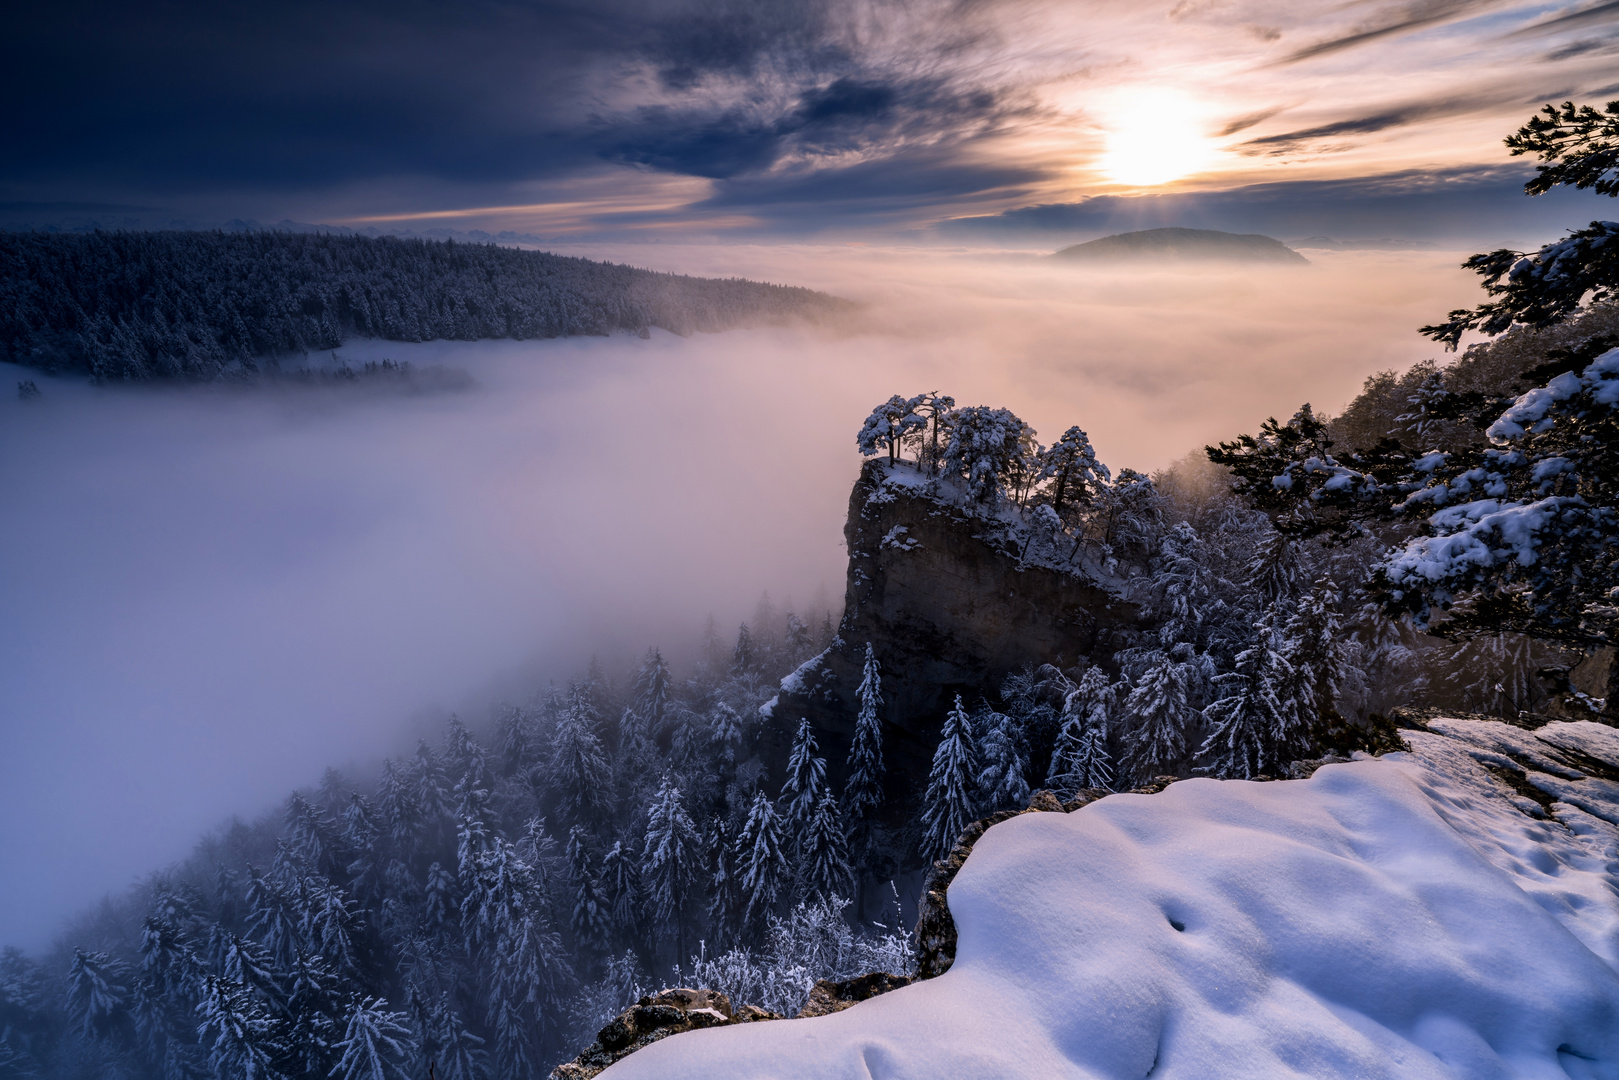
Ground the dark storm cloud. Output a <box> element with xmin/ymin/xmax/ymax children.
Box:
<box><xmin>601</xmin><ymin>76</ymin><xmax>1004</xmax><ymax>180</ymax></box>
<box><xmin>1</xmin><ymin>0</ymin><xmax>895</xmax><ymax>192</ymax></box>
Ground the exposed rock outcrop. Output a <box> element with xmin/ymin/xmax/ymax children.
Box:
<box><xmin>549</xmin><ymin>989</ymin><xmax>779</xmax><ymax>1079</ymax></box>
<box><xmin>762</xmin><ymin>461</ymin><xmax>1145</xmax><ymax>823</ymax></box>
<box><xmin>794</xmin><ymin>972</ymin><xmax>913</xmax><ymax>1017</ymax></box>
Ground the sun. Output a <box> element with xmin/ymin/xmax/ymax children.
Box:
<box><xmin>1099</xmin><ymin>100</ymin><xmax>1214</xmax><ymax>187</ymax></box>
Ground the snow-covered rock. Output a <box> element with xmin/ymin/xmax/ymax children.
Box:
<box><xmin>602</xmin><ymin>719</ymin><xmax>1619</xmax><ymax>1079</ymax></box>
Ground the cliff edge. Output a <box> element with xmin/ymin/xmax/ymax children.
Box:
<box><xmin>761</xmin><ymin>460</ymin><xmax>1145</xmax><ymax>819</ymax></box>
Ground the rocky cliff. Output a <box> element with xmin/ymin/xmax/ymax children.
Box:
<box><xmin>760</xmin><ymin>460</ymin><xmax>1145</xmax><ymax>829</ymax></box>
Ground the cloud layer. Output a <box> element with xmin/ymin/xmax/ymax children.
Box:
<box><xmin>6</xmin><ymin>0</ymin><xmax>1619</xmax><ymax>237</ymax></box>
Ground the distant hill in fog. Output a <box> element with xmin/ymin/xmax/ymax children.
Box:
<box><xmin>1053</xmin><ymin>227</ymin><xmax>1309</xmax><ymax>265</ymax></box>
<box><xmin>0</xmin><ymin>230</ymin><xmax>852</xmax><ymax>382</ymax></box>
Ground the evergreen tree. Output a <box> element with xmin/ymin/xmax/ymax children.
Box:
<box><xmin>799</xmin><ymin>790</ymin><xmax>853</xmax><ymax>901</ymax></box>
<box><xmin>1123</xmin><ymin>644</ymin><xmax>1208</xmax><ymax>783</ymax></box>
<box><xmin>1247</xmin><ymin>528</ymin><xmax>1302</xmax><ymax>609</ymax></box>
<box><xmin>66</xmin><ymin>949</ymin><xmax>130</xmax><ymax>1043</ymax></box>
<box><xmin>422</xmin><ymin>863</ymin><xmax>458</xmax><ymax>939</ymax></box>
<box><xmin>566</xmin><ymin>827</ymin><xmax>610</xmax><ymax>954</ymax></box>
<box><xmin>975</xmin><ymin>707</ymin><xmax>1030</xmax><ymax>811</ymax></box>
<box><xmin>331</xmin><ymin>997</ymin><xmax>416</xmax><ymax>1080</ymax></box>
<box><xmin>782</xmin><ymin>720</ymin><xmax>827</xmax><ymax>831</ymax></box>
<box><xmin>410</xmin><ymin>741</ymin><xmax>455</xmax><ymax>848</ymax></box>
<box><xmin>549</xmin><ymin>686</ymin><xmax>610</xmax><ymax>826</ymax></box>
<box><xmin>731</xmin><ymin>624</ymin><xmax>756</xmax><ymax>676</ymax></box>
<box><xmin>599</xmin><ymin>839</ymin><xmax>641</xmax><ymax>943</ymax></box>
<box><xmin>632</xmin><ymin>648</ymin><xmax>672</xmax><ymax>742</ymax></box>
<box><xmin>1037</xmin><ymin>425</ymin><xmax>1110</xmax><ymax>517</ymax></box>
<box><xmin>1048</xmin><ymin>667</ymin><xmax>1115</xmax><ymax>792</ymax></box>
<box><xmin>427</xmin><ymin>998</ymin><xmax>487</xmax><ymax>1080</ymax></box>
<box><xmin>373</xmin><ymin>759</ymin><xmax>421</xmax><ymax>862</ymax></box>
<box><xmin>856</xmin><ymin>394</ymin><xmax>926</xmax><ymax>465</ymax></box>
<box><xmin>195</xmin><ymin>975</ymin><xmax>285</xmax><ymax>1080</ymax></box>
<box><xmin>642</xmin><ymin>777</ymin><xmax>699</xmax><ymax>957</ymax></box>
<box><xmin>1279</xmin><ymin>577</ymin><xmax>1350</xmax><ymax>738</ymax></box>
<box><xmin>709</xmin><ymin>702</ymin><xmax>744</xmax><ymax>766</ymax></box>
<box><xmin>1200</xmin><ymin>611</ymin><xmax>1295</xmax><ymax>779</ymax></box>
<box><xmin>705</xmin><ymin>817</ymin><xmax>744</xmax><ymax>948</ymax></box>
<box><xmin>737</xmin><ymin>792</ymin><xmax>787</xmax><ymax>924</ymax></box>
<box><xmin>846</xmin><ymin>644</ymin><xmax>886</xmax><ymax>818</ymax></box>
<box><xmin>920</xmin><ymin>696</ymin><xmax>978</xmax><ymax>862</ymax></box>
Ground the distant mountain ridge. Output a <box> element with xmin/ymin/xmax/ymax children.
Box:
<box><xmin>1053</xmin><ymin>227</ymin><xmax>1309</xmax><ymax>264</ymax></box>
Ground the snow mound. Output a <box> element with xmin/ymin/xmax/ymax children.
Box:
<box><xmin>603</xmin><ymin>721</ymin><xmax>1619</xmax><ymax>1079</ymax></box>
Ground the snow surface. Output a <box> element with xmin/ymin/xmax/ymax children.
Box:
<box><xmin>603</xmin><ymin>720</ymin><xmax>1619</xmax><ymax>1079</ymax></box>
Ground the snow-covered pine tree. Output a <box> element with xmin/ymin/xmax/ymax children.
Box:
<box><xmin>940</xmin><ymin>406</ymin><xmax>1039</xmax><ymax>508</ymax></box>
<box><xmin>856</xmin><ymin>395</ymin><xmax>926</xmax><ymax>465</ymax></box>
<box><xmin>1048</xmin><ymin>666</ymin><xmax>1115</xmax><ymax>792</ymax></box>
<box><xmin>798</xmin><ymin>789</ymin><xmax>854</xmax><ymax>901</ymax></box>
<box><xmin>427</xmin><ymin>997</ymin><xmax>487</xmax><ymax>1080</ymax></box>
<box><xmin>781</xmin><ymin>720</ymin><xmax>827</xmax><ymax>830</ymax></box>
<box><xmin>1037</xmin><ymin>425</ymin><xmax>1110</xmax><ymax>518</ymax></box>
<box><xmin>975</xmin><ymin>706</ymin><xmax>1030</xmax><ymax>811</ymax></box>
<box><xmin>1279</xmin><ymin>577</ymin><xmax>1349</xmax><ymax>737</ymax></box>
<box><xmin>705</xmin><ymin>816</ymin><xmax>745</xmax><ymax>948</ymax></box>
<box><xmin>1122</xmin><ymin>643</ymin><xmax>1208</xmax><ymax>783</ymax></box>
<box><xmin>331</xmin><ymin>997</ymin><xmax>417</xmax><ymax>1080</ymax></box>
<box><xmin>1155</xmin><ymin>521</ymin><xmax>1218</xmax><ymax>649</ymax></box>
<box><xmin>920</xmin><ymin>696</ymin><xmax>978</xmax><ymax>862</ymax></box>
<box><xmin>410</xmin><ymin>740</ymin><xmax>454</xmax><ymax>848</ymax></box>
<box><xmin>444</xmin><ymin>715</ymin><xmax>491</xmax><ymax>793</ymax></box>
<box><xmin>66</xmin><ymin>949</ymin><xmax>130</xmax><ymax>1043</ymax></box>
<box><xmin>373</xmin><ymin>758</ymin><xmax>421</xmax><ymax>862</ymax></box>
<box><xmin>632</xmin><ymin>648</ymin><xmax>672</xmax><ymax>742</ymax></box>
<box><xmin>1247</xmin><ymin>527</ymin><xmax>1302</xmax><ymax>609</ymax></box>
<box><xmin>709</xmin><ymin>702</ymin><xmax>743</xmax><ymax>766</ymax></box>
<box><xmin>423</xmin><ymin>862</ymin><xmax>458</xmax><ymax>938</ymax></box>
<box><xmin>196</xmin><ymin>974</ymin><xmax>285</xmax><ymax>1080</ymax></box>
<box><xmin>1199</xmin><ymin>610</ymin><xmax>1295</xmax><ymax>779</ymax></box>
<box><xmin>567</xmin><ymin>827</ymin><xmax>610</xmax><ymax>954</ymax></box>
<box><xmin>731</xmin><ymin>623</ymin><xmax>756</xmax><ymax>676</ymax></box>
<box><xmin>737</xmin><ymin>791</ymin><xmax>787</xmax><ymax>924</ymax></box>
<box><xmin>846</xmin><ymin>644</ymin><xmax>886</xmax><ymax>818</ymax></box>
<box><xmin>496</xmin><ymin>705</ymin><xmax>537</xmax><ymax>780</ymax></box>
<box><xmin>549</xmin><ymin>686</ymin><xmax>609</xmax><ymax>826</ymax></box>
<box><xmin>600</xmin><ymin>839</ymin><xmax>641</xmax><ymax>942</ymax></box>
<box><xmin>642</xmin><ymin>776</ymin><xmax>699</xmax><ymax>957</ymax></box>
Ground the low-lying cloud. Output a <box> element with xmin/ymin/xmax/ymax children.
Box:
<box><xmin>0</xmin><ymin>244</ymin><xmax>1486</xmax><ymax>950</ymax></box>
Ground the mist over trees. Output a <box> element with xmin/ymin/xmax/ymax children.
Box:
<box><xmin>0</xmin><ymin>598</ymin><xmax>927</xmax><ymax>1080</ymax></box>
<box><xmin>0</xmin><ymin>231</ymin><xmax>850</xmax><ymax>382</ymax></box>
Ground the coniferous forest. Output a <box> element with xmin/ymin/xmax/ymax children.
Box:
<box><xmin>4</xmin><ymin>295</ymin><xmax>1610</xmax><ymax>1080</ymax></box>
<box><xmin>0</xmin><ymin>231</ymin><xmax>850</xmax><ymax>382</ymax></box>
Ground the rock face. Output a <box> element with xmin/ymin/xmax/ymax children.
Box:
<box><xmin>549</xmin><ymin>989</ymin><xmax>779</xmax><ymax>1079</ymax></box>
<box><xmin>794</xmin><ymin>972</ymin><xmax>913</xmax><ymax>1017</ymax></box>
<box><xmin>761</xmin><ymin>461</ymin><xmax>1145</xmax><ymax>816</ymax></box>
<box><xmin>1053</xmin><ymin>227</ymin><xmax>1309</xmax><ymax>265</ymax></box>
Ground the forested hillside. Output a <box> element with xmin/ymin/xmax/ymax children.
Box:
<box><xmin>0</xmin><ymin>231</ymin><xmax>850</xmax><ymax>382</ymax></box>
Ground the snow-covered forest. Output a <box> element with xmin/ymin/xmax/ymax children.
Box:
<box><xmin>3</xmin><ymin>302</ymin><xmax>1611</xmax><ymax>1080</ymax></box>
<box><xmin>0</xmin><ymin>231</ymin><xmax>849</xmax><ymax>382</ymax></box>
<box><xmin>0</xmin><ymin>600</ymin><xmax>918</xmax><ymax>1080</ymax></box>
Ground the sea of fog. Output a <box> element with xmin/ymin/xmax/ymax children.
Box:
<box><xmin>0</xmin><ymin>245</ymin><xmax>1483</xmax><ymax>951</ymax></box>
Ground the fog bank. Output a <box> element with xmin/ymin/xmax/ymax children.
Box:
<box><xmin>0</xmin><ymin>245</ymin><xmax>1482</xmax><ymax>950</ymax></box>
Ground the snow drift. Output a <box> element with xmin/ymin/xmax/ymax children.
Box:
<box><xmin>602</xmin><ymin>720</ymin><xmax>1619</xmax><ymax>1079</ymax></box>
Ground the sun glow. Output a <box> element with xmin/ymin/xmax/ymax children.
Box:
<box><xmin>1099</xmin><ymin>98</ymin><xmax>1215</xmax><ymax>187</ymax></box>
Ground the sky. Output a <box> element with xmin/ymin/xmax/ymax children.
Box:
<box><xmin>5</xmin><ymin>0</ymin><xmax>1619</xmax><ymax>243</ymax></box>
